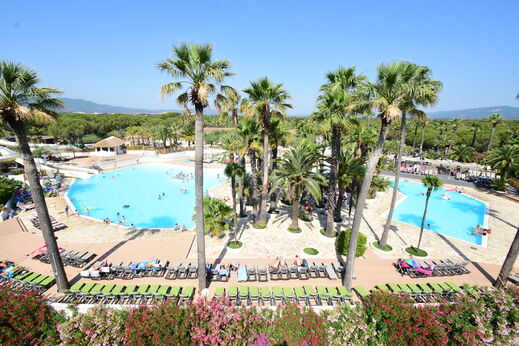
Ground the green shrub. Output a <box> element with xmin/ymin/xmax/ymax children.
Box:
<box><xmin>299</xmin><ymin>210</ymin><xmax>312</xmax><ymax>222</ymax></box>
<box><xmin>82</xmin><ymin>134</ymin><xmax>101</xmax><ymax>144</ymax></box>
<box><xmin>405</xmin><ymin>246</ymin><xmax>428</xmax><ymax>257</ymax></box>
<box><xmin>0</xmin><ymin>176</ymin><xmax>22</xmax><ymax>204</ymax></box>
<box><xmin>228</xmin><ymin>240</ymin><xmax>243</xmax><ymax>249</ymax></box>
<box><xmin>269</xmin><ymin>304</ymin><xmax>327</xmax><ymax>345</ymax></box>
<box><xmin>336</xmin><ymin>228</ymin><xmax>367</xmax><ymax>257</ymax></box>
<box><xmin>288</xmin><ymin>226</ymin><xmax>302</xmax><ymax>233</ymax></box>
<box><xmin>303</xmin><ymin>247</ymin><xmax>319</xmax><ymax>255</ymax></box>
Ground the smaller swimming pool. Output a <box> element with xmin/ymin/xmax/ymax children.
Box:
<box><xmin>388</xmin><ymin>178</ymin><xmax>488</xmax><ymax>246</ymax></box>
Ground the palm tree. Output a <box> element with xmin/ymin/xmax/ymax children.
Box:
<box><xmin>450</xmin><ymin>144</ymin><xmax>476</xmax><ymax>163</ymax></box>
<box><xmin>214</xmin><ymin>88</ymin><xmax>242</xmax><ymax>126</ymax></box>
<box><xmin>485</xmin><ymin>145</ymin><xmax>519</xmax><ymax>181</ymax></box>
<box><xmin>0</xmin><ymin>61</ymin><xmax>69</xmax><ymax>291</ymax></box>
<box><xmin>416</xmin><ymin>175</ymin><xmax>443</xmax><ymax>250</ymax></box>
<box><xmin>494</xmin><ymin>228</ymin><xmax>519</xmax><ymax>289</ymax></box>
<box><xmin>470</xmin><ymin>121</ymin><xmax>482</xmax><ymax>148</ymax></box>
<box><xmin>446</xmin><ymin>118</ymin><xmax>461</xmax><ymax>155</ymax></box>
<box><xmin>418</xmin><ymin>115</ymin><xmax>430</xmax><ymax>154</ymax></box>
<box><xmin>270</xmin><ymin>146</ymin><xmax>324</xmax><ymax>229</ymax></box>
<box><xmin>157</xmin><ymin>42</ymin><xmax>233</xmax><ymax>291</ymax></box>
<box><xmin>410</xmin><ymin>117</ymin><xmax>420</xmax><ymax>148</ymax></box>
<box><xmin>313</xmin><ymin>67</ymin><xmax>366</xmax><ymax>236</ymax></box>
<box><xmin>236</xmin><ymin>117</ymin><xmax>261</xmax><ymax>219</ymax></box>
<box><xmin>224</xmin><ymin>162</ymin><xmax>245</xmax><ymax>245</ymax></box>
<box><xmin>379</xmin><ymin>63</ymin><xmax>442</xmax><ymax>249</ymax></box>
<box><xmin>243</xmin><ymin>77</ymin><xmax>292</xmax><ymax>226</ymax></box>
<box><xmin>335</xmin><ymin>148</ymin><xmax>365</xmax><ymax>222</ymax></box>
<box><xmin>486</xmin><ymin>113</ymin><xmax>504</xmax><ymax>152</ymax></box>
<box><xmin>344</xmin><ymin>62</ymin><xmax>430</xmax><ymax>290</ymax></box>
<box><xmin>194</xmin><ymin>196</ymin><xmax>232</xmax><ymax>237</ymax></box>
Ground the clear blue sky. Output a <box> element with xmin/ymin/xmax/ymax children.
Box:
<box><xmin>2</xmin><ymin>0</ymin><xmax>518</xmax><ymax>115</ymax></box>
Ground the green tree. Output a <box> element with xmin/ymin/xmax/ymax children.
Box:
<box><xmin>416</xmin><ymin>175</ymin><xmax>443</xmax><ymax>249</ymax></box>
<box><xmin>158</xmin><ymin>43</ymin><xmax>233</xmax><ymax>291</ymax></box>
<box><xmin>486</xmin><ymin>113</ymin><xmax>504</xmax><ymax>152</ymax></box>
<box><xmin>270</xmin><ymin>146</ymin><xmax>324</xmax><ymax>229</ymax></box>
<box><xmin>243</xmin><ymin>77</ymin><xmax>292</xmax><ymax>226</ymax></box>
<box><xmin>214</xmin><ymin>88</ymin><xmax>242</xmax><ymax>126</ymax></box>
<box><xmin>193</xmin><ymin>196</ymin><xmax>232</xmax><ymax>237</ymax></box>
<box><xmin>0</xmin><ymin>176</ymin><xmax>22</xmax><ymax>204</ymax></box>
<box><xmin>450</xmin><ymin>144</ymin><xmax>476</xmax><ymax>163</ymax></box>
<box><xmin>485</xmin><ymin>145</ymin><xmax>519</xmax><ymax>181</ymax></box>
<box><xmin>224</xmin><ymin>162</ymin><xmax>245</xmax><ymax>245</ymax></box>
<box><xmin>0</xmin><ymin>61</ymin><xmax>69</xmax><ymax>290</ymax></box>
<box><xmin>470</xmin><ymin>121</ymin><xmax>482</xmax><ymax>148</ymax></box>
<box><xmin>418</xmin><ymin>115</ymin><xmax>430</xmax><ymax>154</ymax></box>
<box><xmin>335</xmin><ymin>148</ymin><xmax>365</xmax><ymax>222</ymax></box>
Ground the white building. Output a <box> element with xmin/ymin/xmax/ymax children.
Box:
<box><xmin>93</xmin><ymin>136</ymin><xmax>126</xmax><ymax>156</ymax></box>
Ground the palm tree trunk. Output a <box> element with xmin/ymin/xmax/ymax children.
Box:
<box><xmin>258</xmin><ymin>124</ymin><xmax>270</xmax><ymax>225</ymax></box>
<box><xmin>326</xmin><ymin>125</ymin><xmax>341</xmax><ymax>236</ymax></box>
<box><xmin>291</xmin><ymin>197</ymin><xmax>300</xmax><ymax>229</ymax></box>
<box><xmin>417</xmin><ymin>189</ymin><xmax>431</xmax><ymax>249</ymax></box>
<box><xmin>238</xmin><ymin>156</ymin><xmax>246</xmax><ymax>217</ymax></box>
<box><xmin>412</xmin><ymin>123</ymin><xmax>419</xmax><ymax>148</ymax></box>
<box><xmin>232</xmin><ymin>109</ymin><xmax>238</xmax><ymax>127</ymax></box>
<box><xmin>494</xmin><ymin>227</ymin><xmax>519</xmax><ymax>289</ymax></box>
<box><xmin>194</xmin><ymin>103</ymin><xmax>207</xmax><ymax>291</ymax></box>
<box><xmin>471</xmin><ymin>128</ymin><xmax>478</xmax><ymax>147</ymax></box>
<box><xmin>419</xmin><ymin>124</ymin><xmax>426</xmax><ymax>155</ymax></box>
<box><xmin>380</xmin><ymin>112</ymin><xmax>407</xmax><ymax>247</ymax></box>
<box><xmin>334</xmin><ymin>185</ymin><xmax>345</xmax><ymax>223</ymax></box>
<box><xmin>9</xmin><ymin>119</ymin><xmax>69</xmax><ymax>291</ymax></box>
<box><xmin>249</xmin><ymin>149</ymin><xmax>259</xmax><ymax>222</ymax></box>
<box><xmin>343</xmin><ymin>118</ymin><xmax>391</xmax><ymax>290</ymax></box>
<box><xmin>231</xmin><ymin>176</ymin><xmax>238</xmax><ymax>243</ymax></box>
<box><xmin>269</xmin><ymin>142</ymin><xmax>279</xmax><ymax>211</ymax></box>
<box><xmin>487</xmin><ymin>126</ymin><xmax>496</xmax><ymax>152</ymax></box>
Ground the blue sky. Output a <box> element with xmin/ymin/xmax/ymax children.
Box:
<box><xmin>2</xmin><ymin>1</ymin><xmax>518</xmax><ymax>115</ymax></box>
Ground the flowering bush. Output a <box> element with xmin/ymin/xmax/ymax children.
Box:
<box><xmin>0</xmin><ymin>287</ymin><xmax>62</xmax><ymax>345</ymax></box>
<box><xmin>325</xmin><ymin>305</ymin><xmax>376</xmax><ymax>345</ymax></box>
<box><xmin>59</xmin><ymin>305</ymin><xmax>128</xmax><ymax>345</ymax></box>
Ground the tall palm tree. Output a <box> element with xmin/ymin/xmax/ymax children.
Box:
<box><xmin>494</xmin><ymin>227</ymin><xmax>519</xmax><ymax>289</ymax></box>
<box><xmin>243</xmin><ymin>77</ymin><xmax>292</xmax><ymax>226</ymax></box>
<box><xmin>157</xmin><ymin>42</ymin><xmax>233</xmax><ymax>291</ymax></box>
<box><xmin>486</xmin><ymin>113</ymin><xmax>504</xmax><ymax>152</ymax></box>
<box><xmin>418</xmin><ymin>115</ymin><xmax>430</xmax><ymax>154</ymax></box>
<box><xmin>343</xmin><ymin>62</ymin><xmax>426</xmax><ymax>290</ymax></box>
<box><xmin>0</xmin><ymin>61</ymin><xmax>69</xmax><ymax>291</ymax></box>
<box><xmin>224</xmin><ymin>162</ymin><xmax>245</xmax><ymax>245</ymax></box>
<box><xmin>410</xmin><ymin>117</ymin><xmax>420</xmax><ymax>148</ymax></box>
<box><xmin>313</xmin><ymin>67</ymin><xmax>366</xmax><ymax>236</ymax></box>
<box><xmin>236</xmin><ymin>117</ymin><xmax>261</xmax><ymax>220</ymax></box>
<box><xmin>379</xmin><ymin>63</ymin><xmax>442</xmax><ymax>248</ymax></box>
<box><xmin>450</xmin><ymin>144</ymin><xmax>476</xmax><ymax>163</ymax></box>
<box><xmin>214</xmin><ymin>88</ymin><xmax>242</xmax><ymax>126</ymax></box>
<box><xmin>446</xmin><ymin>118</ymin><xmax>461</xmax><ymax>155</ymax></box>
<box><xmin>195</xmin><ymin>196</ymin><xmax>233</xmax><ymax>237</ymax></box>
<box><xmin>485</xmin><ymin>145</ymin><xmax>519</xmax><ymax>181</ymax></box>
<box><xmin>270</xmin><ymin>146</ymin><xmax>324</xmax><ymax>229</ymax></box>
<box><xmin>470</xmin><ymin>121</ymin><xmax>482</xmax><ymax>148</ymax></box>
<box><xmin>335</xmin><ymin>148</ymin><xmax>365</xmax><ymax>222</ymax></box>
<box><xmin>416</xmin><ymin>175</ymin><xmax>443</xmax><ymax>250</ymax></box>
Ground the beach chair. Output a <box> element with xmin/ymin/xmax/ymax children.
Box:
<box><xmin>145</xmin><ymin>284</ymin><xmax>160</xmax><ymax>303</ymax></box>
<box><xmin>166</xmin><ymin>286</ymin><xmax>181</xmax><ymax>301</ymax></box>
<box><xmin>177</xmin><ymin>263</ymin><xmax>188</xmax><ymax>279</ymax></box>
<box><xmin>298</xmin><ymin>266</ymin><xmax>310</xmax><ymax>280</ymax></box>
<box><xmin>165</xmin><ymin>263</ymin><xmax>179</xmax><ymax>280</ymax></box>
<box><xmin>67</xmin><ymin>282</ymin><xmax>85</xmax><ymax>302</ymax></box>
<box><xmin>88</xmin><ymin>284</ymin><xmax>105</xmax><ymax>303</ymax></box>
<box><xmin>303</xmin><ymin>285</ymin><xmax>318</xmax><ymax>305</ymax></box>
<box><xmin>100</xmin><ymin>283</ymin><xmax>116</xmax><ymax>303</ymax></box>
<box><xmin>374</xmin><ymin>284</ymin><xmax>390</xmax><ymax>294</ymax></box>
<box><xmin>272</xmin><ymin>286</ymin><xmax>285</xmax><ymax>305</ymax></box>
<box><xmin>316</xmin><ymin>262</ymin><xmax>328</xmax><ymax>278</ymax></box>
<box><xmin>109</xmin><ymin>285</ymin><xmax>125</xmax><ymax>303</ymax></box>
<box><xmin>407</xmin><ymin>283</ymin><xmax>424</xmax><ymax>302</ymax></box>
<box><xmin>228</xmin><ymin>286</ymin><xmax>238</xmax><ymax>305</ymax></box>
<box><xmin>336</xmin><ymin>286</ymin><xmax>353</xmax><ymax>303</ymax></box>
<box><xmin>278</xmin><ymin>266</ymin><xmax>290</xmax><ymax>280</ymax></box>
<box><xmin>179</xmin><ymin>286</ymin><xmax>195</xmax><ymax>304</ymax></box>
<box><xmin>354</xmin><ymin>286</ymin><xmax>370</xmax><ymax>301</ymax></box>
<box><xmin>325</xmin><ymin>264</ymin><xmax>338</xmax><ymax>280</ymax></box>
<box><xmin>187</xmin><ymin>264</ymin><xmax>198</xmax><ymax>279</ymax></box>
<box><xmin>238</xmin><ymin>285</ymin><xmax>249</xmax><ymax>305</ymax></box>
<box><xmin>428</xmin><ymin>282</ymin><xmax>444</xmax><ymax>300</ymax></box>
<box><xmin>418</xmin><ymin>283</ymin><xmax>433</xmax><ymax>301</ymax></box>
<box><xmin>316</xmin><ymin>286</ymin><xmax>331</xmax><ymax>305</ymax></box>
<box><xmin>308</xmin><ymin>262</ymin><xmax>320</xmax><ymax>278</ymax></box>
<box><xmin>214</xmin><ymin>287</ymin><xmax>225</xmax><ymax>299</ymax></box>
<box><xmin>260</xmin><ymin>287</ymin><xmax>272</xmax><ymax>306</ymax></box>
<box><xmin>246</xmin><ymin>266</ymin><xmax>257</xmax><ymax>281</ymax></box>
<box><xmin>283</xmin><ymin>287</ymin><xmax>295</xmax><ymax>304</ymax></box>
<box><xmin>154</xmin><ymin>285</ymin><xmax>169</xmax><ymax>302</ymax></box>
<box><xmin>29</xmin><ymin>274</ymin><xmax>49</xmax><ymax>290</ymax></box>
<box><xmin>387</xmin><ymin>283</ymin><xmax>401</xmax><ymax>295</ymax></box>
<box><xmin>257</xmin><ymin>265</ymin><xmax>268</xmax><ymax>282</ymax></box>
<box><xmin>119</xmin><ymin>284</ymin><xmax>137</xmax><ymax>304</ymax></box>
<box><xmin>269</xmin><ymin>266</ymin><xmax>281</xmax><ymax>280</ymax></box>
<box><xmin>294</xmin><ymin>287</ymin><xmax>309</xmax><ymax>305</ymax></box>
<box><xmin>249</xmin><ymin>287</ymin><xmax>260</xmax><ymax>305</ymax></box>
<box><xmin>136</xmin><ymin>284</ymin><xmax>150</xmax><ymax>304</ymax></box>
<box><xmin>288</xmin><ymin>265</ymin><xmax>300</xmax><ymax>280</ymax></box>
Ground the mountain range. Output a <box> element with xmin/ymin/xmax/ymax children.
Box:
<box><xmin>60</xmin><ymin>98</ymin><xmax>519</xmax><ymax>120</ymax></box>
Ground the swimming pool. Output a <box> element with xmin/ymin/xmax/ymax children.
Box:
<box><xmin>67</xmin><ymin>163</ymin><xmax>224</xmax><ymax>229</ymax></box>
<box><xmin>388</xmin><ymin>178</ymin><xmax>488</xmax><ymax>246</ymax></box>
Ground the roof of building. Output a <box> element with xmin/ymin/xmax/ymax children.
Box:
<box><xmin>93</xmin><ymin>136</ymin><xmax>125</xmax><ymax>148</ymax></box>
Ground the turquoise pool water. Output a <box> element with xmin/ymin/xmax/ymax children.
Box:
<box><xmin>67</xmin><ymin>163</ymin><xmax>224</xmax><ymax>229</ymax></box>
<box><xmin>390</xmin><ymin>179</ymin><xmax>487</xmax><ymax>246</ymax></box>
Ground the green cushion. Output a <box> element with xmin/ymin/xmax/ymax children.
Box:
<box><xmin>446</xmin><ymin>282</ymin><xmax>461</xmax><ymax>292</ymax></box>
<box><xmin>260</xmin><ymin>287</ymin><xmax>271</xmax><ymax>298</ymax></box>
<box><xmin>249</xmin><ymin>286</ymin><xmax>259</xmax><ymax>298</ymax></box>
<box><xmin>147</xmin><ymin>284</ymin><xmax>160</xmax><ymax>295</ymax></box>
<box><xmin>38</xmin><ymin>276</ymin><xmax>54</xmax><ymax>287</ymax></box>
<box><xmin>80</xmin><ymin>282</ymin><xmax>96</xmax><ymax>293</ymax></box>
<box><xmin>294</xmin><ymin>287</ymin><xmax>307</xmax><ymax>298</ymax></box>
<box><xmin>137</xmin><ymin>284</ymin><xmax>150</xmax><ymax>295</ymax></box>
<box><xmin>327</xmin><ymin>286</ymin><xmax>340</xmax><ymax>297</ymax></box>
<box><xmin>375</xmin><ymin>284</ymin><xmax>390</xmax><ymax>292</ymax></box>
<box><xmin>316</xmin><ymin>286</ymin><xmax>329</xmax><ymax>298</ymax></box>
<box><xmin>408</xmin><ymin>283</ymin><xmax>422</xmax><ymax>293</ymax></box>
<box><xmin>90</xmin><ymin>284</ymin><xmax>105</xmax><ymax>295</ymax></box>
<box><xmin>354</xmin><ymin>286</ymin><xmax>369</xmax><ymax>297</ymax></box>
<box><xmin>122</xmin><ymin>284</ymin><xmax>138</xmax><ymax>296</ymax></box>
<box><xmin>214</xmin><ymin>287</ymin><xmax>225</xmax><ymax>297</ymax></box>
<box><xmin>228</xmin><ymin>286</ymin><xmax>238</xmax><ymax>297</ymax></box>
<box><xmin>31</xmin><ymin>275</ymin><xmax>49</xmax><ymax>285</ymax></box>
<box><xmin>303</xmin><ymin>285</ymin><xmax>316</xmax><ymax>296</ymax></box>
<box><xmin>439</xmin><ymin>283</ymin><xmax>452</xmax><ymax>292</ymax></box>
<box><xmin>111</xmin><ymin>285</ymin><xmax>125</xmax><ymax>295</ymax></box>
<box><xmin>70</xmin><ymin>282</ymin><xmax>84</xmax><ymax>293</ymax></box>
<box><xmin>283</xmin><ymin>287</ymin><xmax>295</xmax><ymax>298</ymax></box>
<box><xmin>388</xmin><ymin>283</ymin><xmax>401</xmax><ymax>293</ymax></box>
<box><xmin>157</xmin><ymin>285</ymin><xmax>169</xmax><ymax>295</ymax></box>
<box><xmin>272</xmin><ymin>286</ymin><xmax>284</xmax><ymax>297</ymax></box>
<box><xmin>167</xmin><ymin>286</ymin><xmax>180</xmax><ymax>297</ymax></box>
<box><xmin>239</xmin><ymin>285</ymin><xmax>249</xmax><ymax>297</ymax></box>
<box><xmin>102</xmin><ymin>284</ymin><xmax>116</xmax><ymax>295</ymax></box>
<box><xmin>418</xmin><ymin>283</ymin><xmax>432</xmax><ymax>293</ymax></box>
<box><xmin>180</xmin><ymin>286</ymin><xmax>194</xmax><ymax>298</ymax></box>
<box><xmin>336</xmin><ymin>286</ymin><xmax>353</xmax><ymax>298</ymax></box>
<box><xmin>13</xmin><ymin>271</ymin><xmax>32</xmax><ymax>280</ymax></box>
<box><xmin>22</xmin><ymin>273</ymin><xmax>41</xmax><ymax>283</ymax></box>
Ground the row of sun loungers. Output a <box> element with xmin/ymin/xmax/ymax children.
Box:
<box><xmin>0</xmin><ymin>265</ymin><xmax>55</xmax><ymax>292</ymax></box>
<box><xmin>215</xmin><ymin>285</ymin><xmax>353</xmax><ymax>306</ymax></box>
<box><xmin>57</xmin><ymin>282</ymin><xmax>195</xmax><ymax>305</ymax></box>
<box><xmin>396</xmin><ymin>259</ymin><xmax>470</xmax><ymax>278</ymax></box>
<box><xmin>354</xmin><ymin>281</ymin><xmax>477</xmax><ymax>303</ymax></box>
<box><xmin>28</xmin><ymin>215</ymin><xmax>67</xmax><ymax>231</ymax></box>
<box><xmin>28</xmin><ymin>246</ymin><xmax>96</xmax><ymax>268</ymax></box>
<box><xmin>243</xmin><ymin>261</ymin><xmax>346</xmax><ymax>281</ymax></box>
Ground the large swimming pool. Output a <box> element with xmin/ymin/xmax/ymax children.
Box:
<box><xmin>389</xmin><ymin>178</ymin><xmax>488</xmax><ymax>246</ymax></box>
<box><xmin>67</xmin><ymin>163</ymin><xmax>224</xmax><ymax>229</ymax></box>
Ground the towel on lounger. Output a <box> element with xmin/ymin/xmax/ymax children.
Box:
<box><xmin>237</xmin><ymin>265</ymin><xmax>247</xmax><ymax>282</ymax></box>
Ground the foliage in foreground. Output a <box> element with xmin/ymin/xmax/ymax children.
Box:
<box><xmin>1</xmin><ymin>286</ymin><xmax>518</xmax><ymax>345</ymax></box>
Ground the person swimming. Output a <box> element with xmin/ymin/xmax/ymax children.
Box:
<box><xmin>173</xmin><ymin>223</ymin><xmax>180</xmax><ymax>231</ymax></box>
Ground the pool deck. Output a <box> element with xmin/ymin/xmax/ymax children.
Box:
<box><xmin>3</xmin><ymin>157</ymin><xmax>519</xmax><ymax>298</ymax></box>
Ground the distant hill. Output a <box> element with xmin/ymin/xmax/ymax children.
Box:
<box><xmin>429</xmin><ymin>106</ymin><xmax>519</xmax><ymax>120</ymax></box>
<box><xmin>59</xmin><ymin>98</ymin><xmax>179</xmax><ymax>114</ymax></box>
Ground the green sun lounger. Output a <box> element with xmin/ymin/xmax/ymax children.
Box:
<box><xmin>316</xmin><ymin>286</ymin><xmax>330</xmax><ymax>305</ymax></box>
<box><xmin>145</xmin><ymin>284</ymin><xmax>160</xmax><ymax>300</ymax></box>
<box><xmin>30</xmin><ymin>274</ymin><xmax>48</xmax><ymax>286</ymax></box>
<box><xmin>110</xmin><ymin>285</ymin><xmax>125</xmax><ymax>298</ymax></box>
<box><xmin>446</xmin><ymin>282</ymin><xmax>461</xmax><ymax>293</ymax></box>
<box><xmin>101</xmin><ymin>283</ymin><xmax>116</xmax><ymax>301</ymax></box>
<box><xmin>327</xmin><ymin>286</ymin><xmax>341</xmax><ymax>303</ymax></box>
<box><xmin>428</xmin><ymin>282</ymin><xmax>443</xmax><ymax>294</ymax></box>
<box><xmin>249</xmin><ymin>287</ymin><xmax>260</xmax><ymax>303</ymax></box>
<box><xmin>294</xmin><ymin>287</ymin><xmax>308</xmax><ymax>304</ymax></box>
<box><xmin>336</xmin><ymin>286</ymin><xmax>353</xmax><ymax>302</ymax></box>
<box><xmin>68</xmin><ymin>282</ymin><xmax>84</xmax><ymax>296</ymax></box>
<box><xmin>260</xmin><ymin>287</ymin><xmax>272</xmax><ymax>305</ymax></box>
<box><xmin>354</xmin><ymin>286</ymin><xmax>370</xmax><ymax>299</ymax></box>
<box><xmin>228</xmin><ymin>286</ymin><xmax>238</xmax><ymax>302</ymax></box>
<box><xmin>21</xmin><ymin>272</ymin><xmax>41</xmax><ymax>284</ymax></box>
<box><xmin>272</xmin><ymin>286</ymin><xmax>284</xmax><ymax>304</ymax></box>
<box><xmin>37</xmin><ymin>276</ymin><xmax>55</xmax><ymax>289</ymax></box>
<box><xmin>121</xmin><ymin>284</ymin><xmax>137</xmax><ymax>299</ymax></box>
<box><xmin>214</xmin><ymin>287</ymin><xmax>225</xmax><ymax>298</ymax></box>
<box><xmin>13</xmin><ymin>271</ymin><xmax>32</xmax><ymax>281</ymax></box>
<box><xmin>239</xmin><ymin>285</ymin><xmax>249</xmax><ymax>303</ymax></box>
<box><xmin>388</xmin><ymin>283</ymin><xmax>401</xmax><ymax>294</ymax></box>
<box><xmin>375</xmin><ymin>284</ymin><xmax>390</xmax><ymax>293</ymax></box>
<box><xmin>398</xmin><ymin>283</ymin><xmax>412</xmax><ymax>294</ymax></box>
<box><xmin>179</xmin><ymin>286</ymin><xmax>194</xmax><ymax>303</ymax></box>
<box><xmin>154</xmin><ymin>285</ymin><xmax>169</xmax><ymax>300</ymax></box>
<box><xmin>90</xmin><ymin>283</ymin><xmax>105</xmax><ymax>297</ymax></box>
<box><xmin>136</xmin><ymin>284</ymin><xmax>150</xmax><ymax>301</ymax></box>
<box><xmin>418</xmin><ymin>283</ymin><xmax>432</xmax><ymax>294</ymax></box>
<box><xmin>79</xmin><ymin>282</ymin><xmax>96</xmax><ymax>296</ymax></box>
<box><xmin>283</xmin><ymin>287</ymin><xmax>295</xmax><ymax>303</ymax></box>
<box><xmin>439</xmin><ymin>282</ymin><xmax>453</xmax><ymax>294</ymax></box>
<box><xmin>166</xmin><ymin>286</ymin><xmax>180</xmax><ymax>299</ymax></box>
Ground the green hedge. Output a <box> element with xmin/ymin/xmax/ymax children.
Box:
<box><xmin>336</xmin><ymin>228</ymin><xmax>367</xmax><ymax>257</ymax></box>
